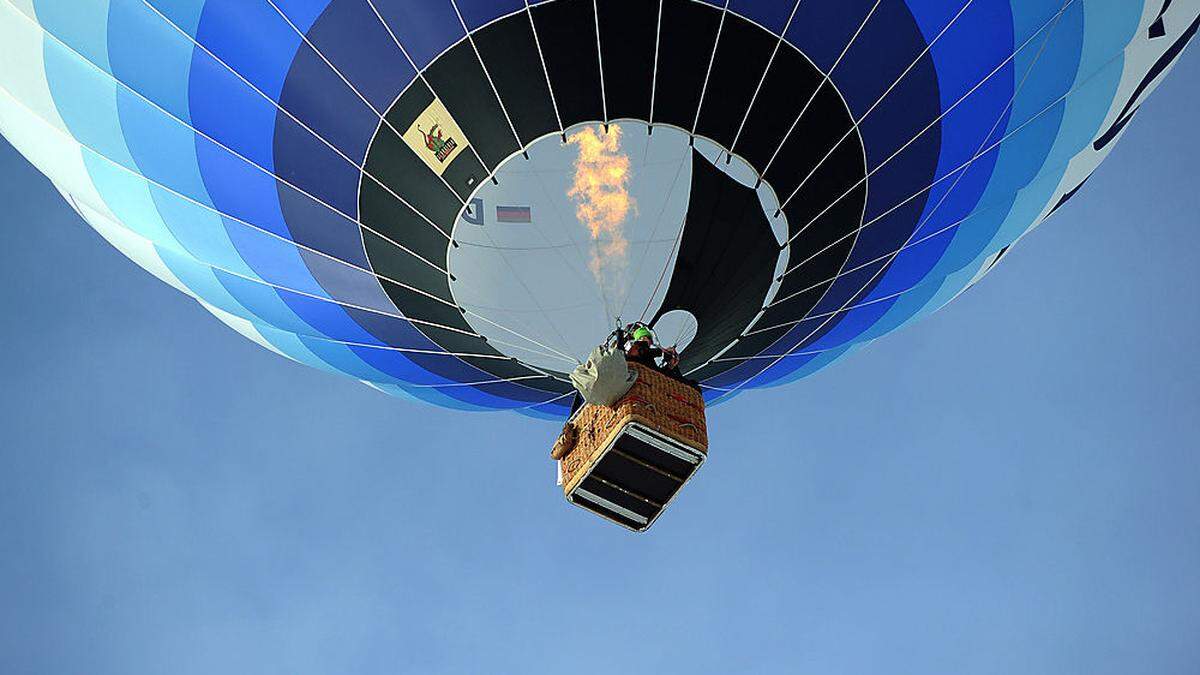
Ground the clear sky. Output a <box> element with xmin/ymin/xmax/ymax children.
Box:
<box><xmin>1</xmin><ymin>47</ymin><xmax>1197</xmax><ymax>675</ymax></box>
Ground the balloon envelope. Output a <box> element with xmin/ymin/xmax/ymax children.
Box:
<box><xmin>1</xmin><ymin>0</ymin><xmax>1195</xmax><ymax>418</ymax></box>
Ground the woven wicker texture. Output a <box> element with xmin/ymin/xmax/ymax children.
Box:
<box><xmin>557</xmin><ymin>362</ymin><xmax>707</xmax><ymax>494</ymax></box>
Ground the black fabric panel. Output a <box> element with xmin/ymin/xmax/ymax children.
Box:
<box><xmin>596</xmin><ymin>0</ymin><xmax>658</xmax><ymax>122</ymax></box>
<box><xmin>529</xmin><ymin>0</ymin><xmax>605</xmax><ymax>126</ymax></box>
<box><xmin>733</xmin><ymin>45</ymin><xmax>826</xmax><ymax>172</ymax></box>
<box><xmin>760</xmin><ymin>84</ymin><xmax>861</xmax><ymax>205</ymax></box>
<box><xmin>358</xmin><ymin>183</ymin><xmax>451</xmax><ymax>290</ymax></box>
<box><xmin>362</xmin><ymin>231</ymin><xmax>453</xmax><ymax>310</ymax></box>
<box><xmin>649</xmin><ymin>150</ymin><xmax>778</xmax><ymax>371</ymax></box>
<box><xmin>651</xmin><ymin>0</ymin><xmax>722</xmax><ymax>129</ymax></box>
<box><xmin>773</xmin><ymin>168</ymin><xmax>867</xmax><ymax>299</ymax></box>
<box><xmin>1149</xmin><ymin>1</ymin><xmax>1174</xmax><ymax>38</ymax></box>
<box><xmin>424</xmin><ymin>42</ymin><xmax>521</xmax><ymax>169</ymax></box>
<box><xmin>357</xmin><ymin>227</ymin><xmax>446</xmax><ymax>309</ymax></box>
<box><xmin>363</xmin><ymin>127</ymin><xmax>462</xmax><ymax>233</ymax></box>
<box><xmin>742</xmin><ymin>174</ymin><xmax>865</xmax><ymax>343</ymax></box>
<box><xmin>693</xmin><ymin>14</ymin><xmax>776</xmax><ymax>148</ymax></box>
<box><xmin>472</xmin><ymin>13</ymin><xmax>561</xmax><ymax>145</ymax></box>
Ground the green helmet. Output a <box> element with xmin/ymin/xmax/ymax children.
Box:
<box><xmin>632</xmin><ymin>326</ymin><xmax>653</xmax><ymax>341</ymax></box>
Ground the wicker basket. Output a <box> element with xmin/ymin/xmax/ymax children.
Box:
<box><xmin>552</xmin><ymin>362</ymin><xmax>708</xmax><ymax>530</ymax></box>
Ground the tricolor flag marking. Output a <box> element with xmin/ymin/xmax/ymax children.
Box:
<box><xmin>496</xmin><ymin>205</ymin><xmax>532</xmax><ymax>223</ymax></box>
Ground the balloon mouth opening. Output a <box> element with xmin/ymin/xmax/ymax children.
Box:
<box><xmin>444</xmin><ymin>120</ymin><xmax>790</xmax><ymax>374</ymax></box>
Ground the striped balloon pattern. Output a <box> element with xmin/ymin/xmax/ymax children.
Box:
<box><xmin>1</xmin><ymin>0</ymin><xmax>1195</xmax><ymax>419</ymax></box>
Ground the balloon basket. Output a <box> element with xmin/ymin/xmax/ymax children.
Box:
<box><xmin>552</xmin><ymin>363</ymin><xmax>708</xmax><ymax>532</ymax></box>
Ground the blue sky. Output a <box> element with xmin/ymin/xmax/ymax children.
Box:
<box><xmin>1</xmin><ymin>47</ymin><xmax>1198</xmax><ymax>675</ymax></box>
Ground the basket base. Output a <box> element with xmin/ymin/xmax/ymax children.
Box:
<box><xmin>565</xmin><ymin>421</ymin><xmax>706</xmax><ymax>532</ymax></box>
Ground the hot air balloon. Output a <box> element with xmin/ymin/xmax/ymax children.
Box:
<box><xmin>1</xmin><ymin>0</ymin><xmax>1196</xmax><ymax>528</ymax></box>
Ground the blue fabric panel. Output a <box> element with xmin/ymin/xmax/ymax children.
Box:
<box><xmin>30</xmin><ymin>0</ymin><xmax>114</xmax><ymax>70</ymax></box>
<box><xmin>273</xmin><ymin>286</ymin><xmax>391</xmax><ymax>344</ymax></box>
<box><xmin>284</xmin><ymin>194</ymin><xmax>372</xmax><ymax>272</ymax></box>
<box><xmin>113</xmin><ymin>92</ymin><xmax>259</xmax><ymax>275</ymax></box>
<box><xmin>828</xmin><ymin>0</ymin><xmax>950</xmax><ymax>121</ymax></box>
<box><xmin>153</xmin><ymin>245</ymin><xmax>258</xmax><ymax>319</ymax></box>
<box><xmin>275</xmin><ymin>42</ymin><xmax>380</xmax><ymax>164</ymax></box>
<box><xmin>270</xmin><ymin>0</ymin><xmax>333</xmax><ymax>35</ymax></box>
<box><xmin>143</xmin><ymin>181</ymin><xmax>259</xmax><ymax>281</ymax></box>
<box><xmin>300</xmin><ymin>0</ymin><xmax>417</xmax><ymax>112</ymax></box>
<box><xmin>269</xmin><ymin>111</ymin><xmax>363</xmax><ymax>216</ymax></box>
<box><xmin>367</xmin><ymin>0</ymin><xmax>466</xmax><ymax>69</ymax></box>
<box><xmin>212</xmin><ymin>269</ymin><xmax>327</xmax><ymax>336</ymax></box>
<box><xmin>191</xmin><ymin>0</ymin><xmax>305</xmax><ymax>100</ymax></box>
<box><xmin>791</xmin><ymin>295</ymin><xmax>898</xmax><ymax>356</ymax></box>
<box><xmin>298</xmin><ymin>337</ymin><xmax>400</xmax><ymax>382</ymax></box>
<box><xmin>454</xmin><ymin>0</ymin><xmax>525</xmax><ymax>31</ymax></box>
<box><xmin>737</xmin><ymin>340</ymin><xmax>865</xmax><ymax>394</ymax></box>
<box><xmin>785</xmin><ymin>0</ymin><xmax>877</xmax><ymax>73</ymax></box>
<box><xmin>185</xmin><ymin>48</ymin><xmax>283</xmax><ymax>171</ymax></box>
<box><xmin>107</xmin><ymin>0</ymin><xmax>199</xmax><ymax>125</ymax></box>
<box><xmin>851</xmin><ymin>277</ymin><xmax>944</xmax><ymax>344</ymax></box>
<box><xmin>347</xmin><ymin>345</ymin><xmax>469</xmax><ymax>386</ymax></box>
<box><xmin>369</xmin><ymin>382</ymin><xmax>497</xmax><ymax>413</ymax></box>
<box><xmin>294</xmin><ymin>249</ymin><xmax>394</xmax><ymax>312</ymax></box>
<box><xmin>219</xmin><ymin>212</ymin><xmax>330</xmax><ymax>297</ymax></box>
<box><xmin>192</xmin><ymin>139</ymin><xmax>292</xmax><ymax>238</ymax></box>
<box><xmin>350</xmin><ymin>328</ymin><xmax>528</xmax><ymax>389</ymax></box>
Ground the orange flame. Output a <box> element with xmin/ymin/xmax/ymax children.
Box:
<box><xmin>567</xmin><ymin>125</ymin><xmax>635</xmax><ymax>303</ymax></box>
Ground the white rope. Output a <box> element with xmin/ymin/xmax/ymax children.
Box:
<box><xmin>521</xmin><ymin>0</ymin><xmax>565</xmax><ymax>136</ymax></box>
<box><xmin>592</xmin><ymin>0</ymin><xmax>609</xmax><ymax>125</ymax></box>
<box><xmin>465</xmin><ymin>310</ymin><xmax>583</xmax><ymax>365</ymax></box>
<box><xmin>648</xmin><ymin>0</ymin><xmax>665</xmax><ymax>126</ymax></box>
<box><xmin>690</xmin><ymin>0</ymin><xmax>731</xmax><ymax>135</ymax></box>
<box><xmin>404</xmin><ymin>374</ymin><xmax>555</xmax><ymax>389</ymax></box>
